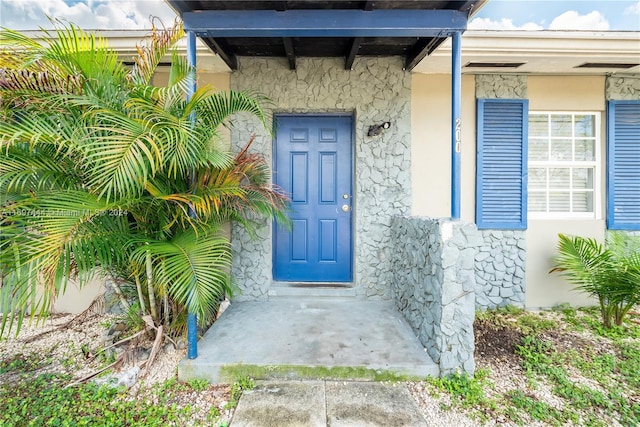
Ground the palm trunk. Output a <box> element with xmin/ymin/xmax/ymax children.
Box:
<box><xmin>134</xmin><ymin>274</ymin><xmax>147</xmax><ymax>315</ymax></box>
<box><xmin>109</xmin><ymin>279</ymin><xmax>130</xmax><ymax>312</ymax></box>
<box><xmin>163</xmin><ymin>293</ymin><xmax>169</xmax><ymax>326</ymax></box>
<box><xmin>146</xmin><ymin>248</ymin><xmax>158</xmax><ymax>322</ymax></box>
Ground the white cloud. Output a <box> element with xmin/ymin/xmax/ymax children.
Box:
<box><xmin>0</xmin><ymin>0</ymin><xmax>177</xmax><ymax>30</ymax></box>
<box><xmin>548</xmin><ymin>10</ymin><xmax>610</xmax><ymax>31</ymax></box>
<box><xmin>625</xmin><ymin>1</ymin><xmax>640</xmax><ymax>15</ymax></box>
<box><xmin>468</xmin><ymin>17</ymin><xmax>543</xmax><ymax>31</ymax></box>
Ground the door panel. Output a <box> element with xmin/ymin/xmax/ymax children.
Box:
<box><xmin>274</xmin><ymin>115</ymin><xmax>353</xmax><ymax>282</ymax></box>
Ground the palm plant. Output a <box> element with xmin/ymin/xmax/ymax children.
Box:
<box><xmin>551</xmin><ymin>232</ymin><xmax>640</xmax><ymax>327</ymax></box>
<box><xmin>0</xmin><ymin>20</ymin><xmax>288</xmax><ymax>338</ymax></box>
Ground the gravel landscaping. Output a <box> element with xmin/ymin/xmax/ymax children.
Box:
<box><xmin>1</xmin><ymin>305</ymin><xmax>638</xmax><ymax>426</ymax></box>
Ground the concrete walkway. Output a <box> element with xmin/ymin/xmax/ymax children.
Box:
<box><xmin>178</xmin><ymin>298</ymin><xmax>438</xmax><ymax>383</ymax></box>
<box><xmin>230</xmin><ymin>380</ymin><xmax>428</xmax><ymax>427</ymax></box>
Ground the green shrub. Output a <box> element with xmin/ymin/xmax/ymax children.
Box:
<box><xmin>0</xmin><ymin>374</ymin><xmax>194</xmax><ymax>427</ymax></box>
<box><xmin>551</xmin><ymin>232</ymin><xmax>640</xmax><ymax>328</ymax></box>
<box><xmin>429</xmin><ymin>369</ymin><xmax>494</xmax><ymax>408</ymax></box>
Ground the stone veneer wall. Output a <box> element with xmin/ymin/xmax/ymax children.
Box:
<box><xmin>475</xmin><ymin>231</ymin><xmax>526</xmax><ymax>309</ymax></box>
<box><xmin>229</xmin><ymin>57</ymin><xmax>411</xmax><ymax>300</ymax></box>
<box><xmin>606</xmin><ymin>75</ymin><xmax>640</xmax><ymax>100</ymax></box>
<box><xmin>474</xmin><ymin>74</ymin><xmax>528</xmax><ymax>310</ymax></box>
<box><xmin>391</xmin><ymin>217</ymin><xmax>479</xmax><ymax>376</ymax></box>
<box><xmin>475</xmin><ymin>74</ymin><xmax>528</xmax><ymax>99</ymax></box>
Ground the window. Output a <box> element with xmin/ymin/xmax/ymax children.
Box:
<box><xmin>528</xmin><ymin>112</ymin><xmax>600</xmax><ymax>218</ymax></box>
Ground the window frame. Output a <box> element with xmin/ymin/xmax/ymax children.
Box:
<box><xmin>527</xmin><ymin>110</ymin><xmax>602</xmax><ymax>220</ymax></box>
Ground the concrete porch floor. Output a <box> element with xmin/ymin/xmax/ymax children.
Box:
<box><xmin>178</xmin><ymin>298</ymin><xmax>439</xmax><ymax>383</ymax></box>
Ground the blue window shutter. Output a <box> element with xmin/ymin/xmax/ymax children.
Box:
<box><xmin>476</xmin><ymin>99</ymin><xmax>528</xmax><ymax>230</ymax></box>
<box><xmin>607</xmin><ymin>101</ymin><xmax>640</xmax><ymax>230</ymax></box>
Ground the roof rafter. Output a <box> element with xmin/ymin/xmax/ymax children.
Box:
<box><xmin>404</xmin><ymin>36</ymin><xmax>445</xmax><ymax>71</ymax></box>
<box><xmin>202</xmin><ymin>38</ymin><xmax>237</xmax><ymax>70</ymax></box>
<box><xmin>283</xmin><ymin>37</ymin><xmax>296</xmax><ymax>70</ymax></box>
<box><xmin>345</xmin><ymin>37</ymin><xmax>363</xmax><ymax>70</ymax></box>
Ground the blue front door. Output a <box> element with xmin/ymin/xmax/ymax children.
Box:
<box><xmin>274</xmin><ymin>115</ymin><xmax>353</xmax><ymax>282</ymax></box>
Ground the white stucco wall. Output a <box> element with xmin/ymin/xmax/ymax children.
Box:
<box><xmin>52</xmin><ymin>276</ymin><xmax>106</xmax><ymax>313</ymax></box>
<box><xmin>411</xmin><ymin>74</ymin><xmax>610</xmax><ymax>309</ymax></box>
<box><xmin>152</xmin><ymin>70</ymin><xmax>230</xmax><ymax>91</ymax></box>
<box><xmin>525</xmin><ymin>75</ymin><xmax>606</xmax><ymax>308</ymax></box>
<box><xmin>411</xmin><ymin>74</ymin><xmax>476</xmax><ymax>222</ymax></box>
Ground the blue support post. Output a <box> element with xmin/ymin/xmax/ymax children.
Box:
<box><xmin>186</xmin><ymin>30</ymin><xmax>198</xmax><ymax>360</ymax></box>
<box><xmin>451</xmin><ymin>31</ymin><xmax>462</xmax><ymax>220</ymax></box>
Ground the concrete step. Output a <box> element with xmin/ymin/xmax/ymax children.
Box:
<box><xmin>230</xmin><ymin>380</ymin><xmax>429</xmax><ymax>427</ymax></box>
<box><xmin>178</xmin><ymin>299</ymin><xmax>439</xmax><ymax>384</ymax></box>
<box><xmin>267</xmin><ymin>284</ymin><xmax>357</xmax><ymax>299</ymax></box>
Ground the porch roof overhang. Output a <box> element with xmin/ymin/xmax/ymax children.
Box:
<box><xmin>167</xmin><ymin>1</ymin><xmax>483</xmax><ymax>357</ymax></box>
<box><xmin>166</xmin><ymin>0</ymin><xmax>486</xmax><ymax>71</ymax></box>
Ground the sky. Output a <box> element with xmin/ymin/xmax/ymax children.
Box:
<box><xmin>0</xmin><ymin>0</ymin><xmax>639</xmax><ymax>31</ymax></box>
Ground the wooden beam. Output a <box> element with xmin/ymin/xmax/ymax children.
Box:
<box><xmin>345</xmin><ymin>37</ymin><xmax>363</xmax><ymax>70</ymax></box>
<box><xmin>283</xmin><ymin>37</ymin><xmax>296</xmax><ymax>70</ymax></box>
<box><xmin>404</xmin><ymin>36</ymin><xmax>444</xmax><ymax>71</ymax></box>
<box><xmin>203</xmin><ymin>38</ymin><xmax>238</xmax><ymax>70</ymax></box>
<box><xmin>184</xmin><ymin>9</ymin><xmax>467</xmax><ymax>38</ymax></box>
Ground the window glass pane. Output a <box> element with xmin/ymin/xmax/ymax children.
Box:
<box><xmin>529</xmin><ymin>192</ymin><xmax>547</xmax><ymax>212</ymax></box>
<box><xmin>549</xmin><ymin>192</ymin><xmax>570</xmax><ymax>212</ymax></box>
<box><xmin>529</xmin><ymin>168</ymin><xmax>547</xmax><ymax>189</ymax></box>
<box><xmin>549</xmin><ymin>168</ymin><xmax>570</xmax><ymax>189</ymax></box>
<box><xmin>529</xmin><ymin>138</ymin><xmax>549</xmax><ymax>161</ymax></box>
<box><xmin>575</xmin><ymin>139</ymin><xmax>595</xmax><ymax>161</ymax></box>
<box><xmin>573</xmin><ymin>168</ymin><xmax>594</xmax><ymax>190</ymax></box>
<box><xmin>573</xmin><ymin>191</ymin><xmax>594</xmax><ymax>213</ymax></box>
<box><xmin>550</xmin><ymin>139</ymin><xmax>572</xmax><ymax>161</ymax></box>
<box><xmin>550</xmin><ymin>114</ymin><xmax>572</xmax><ymax>137</ymax></box>
<box><xmin>575</xmin><ymin>115</ymin><xmax>595</xmax><ymax>137</ymax></box>
<box><xmin>527</xmin><ymin>112</ymin><xmax>598</xmax><ymax>217</ymax></box>
<box><xmin>529</xmin><ymin>115</ymin><xmax>548</xmax><ymax>137</ymax></box>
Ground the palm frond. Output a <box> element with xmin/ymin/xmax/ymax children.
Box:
<box><xmin>193</xmin><ymin>88</ymin><xmax>270</xmax><ymax>133</ymax></box>
<box><xmin>130</xmin><ymin>226</ymin><xmax>232</xmax><ymax>323</ymax></box>
<box><xmin>129</xmin><ymin>19</ymin><xmax>184</xmax><ymax>86</ymax></box>
<box><xmin>0</xmin><ymin>68</ymin><xmax>82</xmax><ymax>95</ymax></box>
<box><xmin>550</xmin><ymin>233</ymin><xmax>613</xmax><ymax>297</ymax></box>
<box><xmin>81</xmin><ymin>109</ymin><xmax>164</xmax><ymax>201</ymax></box>
<box><xmin>167</xmin><ymin>50</ymin><xmax>189</xmax><ymax>89</ymax></box>
<box><xmin>0</xmin><ymin>144</ymin><xmax>79</xmax><ymax>195</ymax></box>
<box><xmin>42</xmin><ymin>21</ymin><xmax>127</xmax><ymax>93</ymax></box>
<box><xmin>0</xmin><ymin>189</ymin><xmax>131</xmax><ymax>336</ymax></box>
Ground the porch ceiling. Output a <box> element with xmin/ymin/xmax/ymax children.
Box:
<box><xmin>166</xmin><ymin>0</ymin><xmax>486</xmax><ymax>71</ymax></box>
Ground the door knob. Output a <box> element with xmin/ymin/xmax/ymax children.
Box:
<box><xmin>341</xmin><ymin>204</ymin><xmax>350</xmax><ymax>212</ymax></box>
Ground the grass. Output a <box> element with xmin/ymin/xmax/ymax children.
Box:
<box><xmin>431</xmin><ymin>305</ymin><xmax>640</xmax><ymax>426</ymax></box>
<box><xmin>2</xmin><ymin>306</ymin><xmax>638</xmax><ymax>426</ymax></box>
<box><xmin>0</xmin><ymin>373</ymin><xmax>195</xmax><ymax>427</ymax></box>
<box><xmin>219</xmin><ymin>363</ymin><xmax>418</xmax><ymax>382</ymax></box>
<box><xmin>428</xmin><ymin>368</ymin><xmax>496</xmax><ymax>410</ymax></box>
<box><xmin>0</xmin><ymin>359</ymin><xmax>247</xmax><ymax>427</ymax></box>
